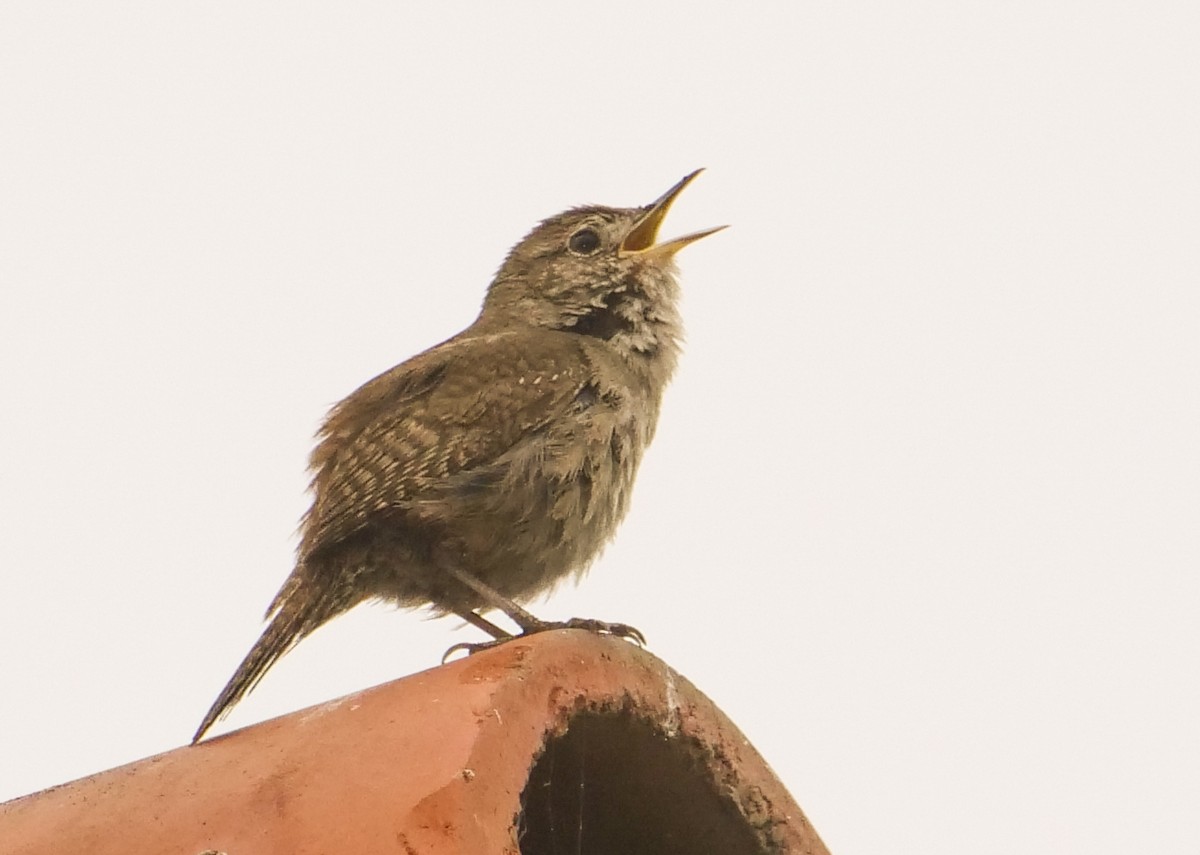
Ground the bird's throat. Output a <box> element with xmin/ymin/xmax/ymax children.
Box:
<box><xmin>568</xmin><ymin>292</ymin><xmax>637</xmax><ymax>341</ymax></box>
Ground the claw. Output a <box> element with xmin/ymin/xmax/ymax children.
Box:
<box><xmin>560</xmin><ymin>618</ymin><xmax>646</xmax><ymax>646</ymax></box>
<box><xmin>442</xmin><ymin>637</ymin><xmax>510</xmax><ymax>663</ymax></box>
<box><xmin>441</xmin><ymin>616</ymin><xmax>647</xmax><ymax>664</ymax></box>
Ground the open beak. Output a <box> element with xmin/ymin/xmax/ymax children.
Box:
<box><xmin>618</xmin><ymin>169</ymin><xmax>727</xmax><ymax>259</ymax></box>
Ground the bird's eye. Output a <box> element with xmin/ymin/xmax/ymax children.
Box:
<box><xmin>568</xmin><ymin>227</ymin><xmax>602</xmax><ymax>256</ymax></box>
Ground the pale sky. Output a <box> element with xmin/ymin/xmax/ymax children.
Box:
<box><xmin>2</xmin><ymin>3</ymin><xmax>1197</xmax><ymax>853</ymax></box>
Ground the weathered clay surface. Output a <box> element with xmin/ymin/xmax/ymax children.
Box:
<box><xmin>0</xmin><ymin>630</ymin><xmax>830</xmax><ymax>855</ymax></box>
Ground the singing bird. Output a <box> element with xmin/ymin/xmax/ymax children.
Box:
<box><xmin>193</xmin><ymin>170</ymin><xmax>723</xmax><ymax>743</ymax></box>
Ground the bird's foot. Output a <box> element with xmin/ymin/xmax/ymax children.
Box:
<box><xmin>442</xmin><ymin>617</ymin><xmax>646</xmax><ymax>663</ymax></box>
<box><xmin>545</xmin><ymin>617</ymin><xmax>647</xmax><ymax>647</ymax></box>
<box><xmin>442</xmin><ymin>637</ymin><xmax>511</xmax><ymax>663</ymax></box>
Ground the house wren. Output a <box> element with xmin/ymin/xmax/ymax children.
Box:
<box><xmin>192</xmin><ymin>170</ymin><xmax>723</xmax><ymax>743</ymax></box>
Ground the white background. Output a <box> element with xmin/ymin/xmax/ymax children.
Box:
<box><xmin>2</xmin><ymin>4</ymin><xmax>1197</xmax><ymax>853</ymax></box>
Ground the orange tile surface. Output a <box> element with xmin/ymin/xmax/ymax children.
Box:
<box><xmin>0</xmin><ymin>630</ymin><xmax>829</xmax><ymax>854</ymax></box>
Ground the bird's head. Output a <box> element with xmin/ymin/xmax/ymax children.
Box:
<box><xmin>481</xmin><ymin>170</ymin><xmax>724</xmax><ymax>358</ymax></box>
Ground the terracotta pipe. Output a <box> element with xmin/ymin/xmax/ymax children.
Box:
<box><xmin>1</xmin><ymin>630</ymin><xmax>830</xmax><ymax>855</ymax></box>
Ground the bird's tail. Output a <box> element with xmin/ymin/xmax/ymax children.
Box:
<box><xmin>192</xmin><ymin>580</ymin><xmax>339</xmax><ymax>744</ymax></box>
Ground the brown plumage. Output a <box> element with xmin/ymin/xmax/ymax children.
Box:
<box><xmin>192</xmin><ymin>170</ymin><xmax>723</xmax><ymax>743</ymax></box>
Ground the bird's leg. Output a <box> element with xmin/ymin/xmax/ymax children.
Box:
<box><xmin>443</xmin><ymin>610</ymin><xmax>514</xmax><ymax>662</ymax></box>
<box><xmin>458</xmin><ymin>610</ymin><xmax>513</xmax><ymax>640</ymax></box>
<box><xmin>441</xmin><ymin>565</ymin><xmax>646</xmax><ymax>662</ymax></box>
<box><xmin>443</xmin><ymin>564</ymin><xmax>548</xmax><ymax>631</ymax></box>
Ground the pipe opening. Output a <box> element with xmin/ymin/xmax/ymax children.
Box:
<box><xmin>518</xmin><ymin>709</ymin><xmax>770</xmax><ymax>854</ymax></box>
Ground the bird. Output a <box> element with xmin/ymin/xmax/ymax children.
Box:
<box><xmin>192</xmin><ymin>170</ymin><xmax>724</xmax><ymax>743</ymax></box>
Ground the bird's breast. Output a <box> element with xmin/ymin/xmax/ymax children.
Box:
<box><xmin>430</xmin><ymin>378</ymin><xmax>659</xmax><ymax>599</ymax></box>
